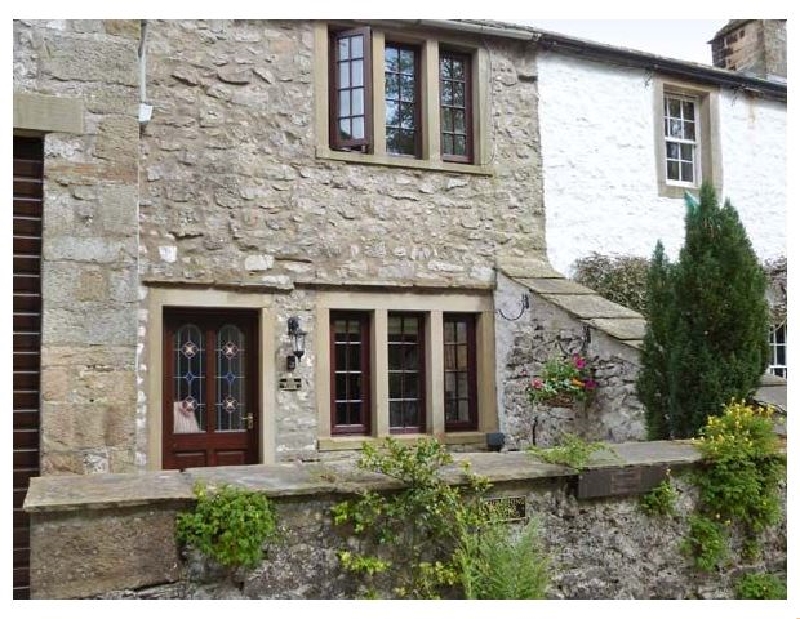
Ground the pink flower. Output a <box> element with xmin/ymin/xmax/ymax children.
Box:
<box><xmin>572</xmin><ymin>354</ymin><xmax>586</xmax><ymax>370</ymax></box>
<box><xmin>584</xmin><ymin>379</ymin><xmax>597</xmax><ymax>390</ymax></box>
<box><xmin>532</xmin><ymin>378</ymin><xmax>544</xmax><ymax>389</ymax></box>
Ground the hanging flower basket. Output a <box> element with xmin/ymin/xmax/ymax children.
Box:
<box><xmin>526</xmin><ymin>353</ymin><xmax>596</xmax><ymax>408</ymax></box>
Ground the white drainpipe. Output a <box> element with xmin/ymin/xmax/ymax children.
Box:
<box><xmin>138</xmin><ymin>19</ymin><xmax>152</xmax><ymax>124</ymax></box>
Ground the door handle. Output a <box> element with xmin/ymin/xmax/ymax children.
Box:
<box><xmin>242</xmin><ymin>413</ymin><xmax>254</xmax><ymax>429</ymax></box>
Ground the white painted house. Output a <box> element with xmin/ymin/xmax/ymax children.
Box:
<box><xmin>534</xmin><ymin>21</ymin><xmax>787</xmax><ymax>376</ymax></box>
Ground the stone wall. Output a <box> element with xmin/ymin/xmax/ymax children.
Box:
<box><xmin>537</xmin><ymin>50</ymin><xmax>786</xmax><ymax>277</ymax></box>
<box><xmin>13</xmin><ymin>20</ymin><xmax>141</xmax><ymax>474</ymax></box>
<box><xmin>25</xmin><ymin>445</ymin><xmax>787</xmax><ymax>600</ymax></box>
<box><xmin>495</xmin><ymin>273</ymin><xmax>645</xmax><ymax>449</ymax></box>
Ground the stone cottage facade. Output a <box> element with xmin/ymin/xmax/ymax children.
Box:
<box><xmin>14</xmin><ymin>17</ymin><xmax>784</xmax><ymax>598</ymax></box>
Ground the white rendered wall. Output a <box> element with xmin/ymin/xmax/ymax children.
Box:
<box><xmin>537</xmin><ymin>52</ymin><xmax>787</xmax><ymax>276</ymax></box>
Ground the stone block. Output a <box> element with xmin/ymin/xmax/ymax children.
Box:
<box><xmin>96</xmin><ymin>185</ymin><xmax>139</xmax><ymax>232</ymax></box>
<box><xmin>94</xmin><ymin>115</ymin><xmax>138</xmax><ymax>166</ymax></box>
<box><xmin>30</xmin><ymin>505</ymin><xmax>182</xmax><ymax>599</ymax></box>
<box><xmin>41</xmin><ymin>302</ymin><xmax>138</xmax><ymax>346</ymax></box>
<box><xmin>43</xmin><ymin>235</ymin><xmax>137</xmax><ymax>263</ymax></box>
<box><xmin>41</xmin><ymin>400</ymin><xmax>134</xmax><ymax>451</ymax></box>
<box><xmin>40</xmin><ymin>32</ymin><xmax>138</xmax><ymax>86</ymax></box>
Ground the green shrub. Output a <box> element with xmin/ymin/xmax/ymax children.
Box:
<box><xmin>637</xmin><ymin>184</ymin><xmax>770</xmax><ymax>439</ymax></box>
<box><xmin>176</xmin><ymin>482</ymin><xmax>278</xmax><ymax>570</ymax></box>
<box><xmin>680</xmin><ymin>514</ymin><xmax>727</xmax><ymax>572</ymax></box>
<box><xmin>639</xmin><ymin>477</ymin><xmax>678</xmax><ymax>517</ymax></box>
<box><xmin>457</xmin><ymin>518</ymin><xmax>549</xmax><ymax>600</ymax></box>
<box><xmin>331</xmin><ymin>438</ymin><xmax>494</xmax><ymax>599</ymax></box>
<box><xmin>572</xmin><ymin>252</ymin><xmax>650</xmax><ymax>316</ymax></box>
<box><xmin>527</xmin><ymin>432</ymin><xmax>609</xmax><ymax>471</ymax></box>
<box><xmin>735</xmin><ymin>572</ymin><xmax>787</xmax><ymax>600</ymax></box>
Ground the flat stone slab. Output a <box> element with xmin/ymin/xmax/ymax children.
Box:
<box><xmin>496</xmin><ymin>256</ymin><xmax>564</xmax><ymax>279</ymax></box>
<box><xmin>589</xmin><ymin>317</ymin><xmax>646</xmax><ymax>341</ymax></box>
<box><xmin>517</xmin><ymin>277</ymin><xmax>596</xmax><ymax>296</ymax></box>
<box><xmin>25</xmin><ymin>471</ymin><xmax>193</xmax><ymax>512</ymax></box>
<box><xmin>541</xmin><ymin>293</ymin><xmax>643</xmax><ymax>320</ymax></box>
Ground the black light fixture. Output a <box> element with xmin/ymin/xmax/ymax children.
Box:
<box><xmin>286</xmin><ymin>316</ymin><xmax>307</xmax><ymax>372</ymax></box>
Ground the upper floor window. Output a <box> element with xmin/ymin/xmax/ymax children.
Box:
<box><xmin>331</xmin><ymin>28</ymin><xmax>372</xmax><ymax>152</ymax></box>
<box><xmin>664</xmin><ymin>94</ymin><xmax>699</xmax><ymax>185</ymax></box>
<box><xmin>440</xmin><ymin>51</ymin><xmax>473</xmax><ymax>163</ymax></box>
<box><xmin>385</xmin><ymin>43</ymin><xmax>421</xmax><ymax>158</ymax></box>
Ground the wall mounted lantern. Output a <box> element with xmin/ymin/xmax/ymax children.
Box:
<box><xmin>286</xmin><ymin>316</ymin><xmax>307</xmax><ymax>372</ymax></box>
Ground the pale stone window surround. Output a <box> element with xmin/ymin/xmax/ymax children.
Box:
<box><xmin>315</xmin><ymin>291</ymin><xmax>497</xmax><ymax>450</ymax></box>
<box><xmin>144</xmin><ymin>287</ymin><xmax>277</xmax><ymax>470</ymax></box>
<box><xmin>314</xmin><ymin>22</ymin><xmax>494</xmax><ymax>176</ymax></box>
<box><xmin>652</xmin><ymin>77</ymin><xmax>723</xmax><ymax>199</ymax></box>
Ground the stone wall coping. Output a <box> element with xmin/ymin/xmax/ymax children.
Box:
<box><xmin>293</xmin><ymin>278</ymin><xmax>496</xmax><ymax>292</ymax></box>
<box><xmin>141</xmin><ymin>276</ymin><xmax>294</xmax><ymax>292</ymax></box>
<box><xmin>24</xmin><ymin>440</ymin><xmax>710</xmax><ymax>514</ymax></box>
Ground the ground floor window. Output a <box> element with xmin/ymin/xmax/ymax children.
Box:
<box><xmin>444</xmin><ymin>313</ymin><xmax>477</xmax><ymax>431</ymax></box>
<box><xmin>330</xmin><ymin>312</ymin><xmax>372</xmax><ymax>435</ymax></box>
<box><xmin>768</xmin><ymin>323</ymin><xmax>786</xmax><ymax>378</ymax></box>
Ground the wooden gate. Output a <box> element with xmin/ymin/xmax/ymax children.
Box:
<box><xmin>13</xmin><ymin>136</ymin><xmax>43</xmax><ymax>600</ymax></box>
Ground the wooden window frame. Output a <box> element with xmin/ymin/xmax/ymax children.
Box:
<box><xmin>330</xmin><ymin>310</ymin><xmax>372</xmax><ymax>436</ymax></box>
<box><xmin>387</xmin><ymin>312</ymin><xmax>427</xmax><ymax>434</ymax></box>
<box><xmin>443</xmin><ymin>313</ymin><xmax>478</xmax><ymax>431</ymax></box>
<box><xmin>768</xmin><ymin>323</ymin><xmax>787</xmax><ymax>379</ymax></box>
<box><xmin>439</xmin><ymin>49</ymin><xmax>474</xmax><ymax>164</ymax></box>
<box><xmin>663</xmin><ymin>93</ymin><xmax>700</xmax><ymax>187</ymax></box>
<box><xmin>384</xmin><ymin>41</ymin><xmax>423</xmax><ymax>159</ymax></box>
<box><xmin>329</xmin><ymin>27</ymin><xmax>373</xmax><ymax>152</ymax></box>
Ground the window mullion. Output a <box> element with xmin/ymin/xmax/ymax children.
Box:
<box><xmin>423</xmin><ymin>39</ymin><xmax>440</xmax><ymax>162</ymax></box>
<box><xmin>372</xmin><ymin>30</ymin><xmax>386</xmax><ymax>156</ymax></box>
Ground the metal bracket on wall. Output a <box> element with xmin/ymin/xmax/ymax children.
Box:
<box><xmin>497</xmin><ymin>293</ymin><xmax>529</xmax><ymax>321</ymax></box>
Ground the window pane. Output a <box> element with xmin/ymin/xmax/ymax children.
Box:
<box><xmin>399</xmin><ymin>104</ymin><xmax>415</xmax><ymax>130</ymax></box>
<box><xmin>682</xmin><ymin>100</ymin><xmax>695</xmax><ymax>119</ymax></box>
<box><xmin>453</xmin><ymin>83</ymin><xmax>465</xmax><ymax>107</ymax></box>
<box><xmin>348</xmin><ymin>343</ymin><xmax>361</xmax><ymax>371</ymax></box>
<box><xmin>457</xmin><ymin>374</ymin><xmax>468</xmax><ymax>398</ymax></box>
<box><xmin>457</xmin><ymin>399</ymin><xmax>469</xmax><ymax>421</ymax></box>
<box><xmin>403</xmin><ymin>319</ymin><xmax>419</xmax><ymax>339</ymax></box>
<box><xmin>457</xmin><ymin>345</ymin><xmax>468</xmax><ymax>370</ymax></box>
<box><xmin>400</xmin><ymin>75</ymin><xmax>415</xmax><ymax>102</ymax></box>
<box><xmin>456</xmin><ymin>321</ymin><xmax>467</xmax><ymax>342</ymax></box>
<box><xmin>667</xmin><ymin>98</ymin><xmax>681</xmax><ymax>117</ymax></box>
<box><xmin>174</xmin><ymin>324</ymin><xmax>205</xmax><ymax>433</ymax></box>
<box><xmin>351</xmin><ymin>88</ymin><xmax>364</xmax><ymax>116</ymax></box>
<box><xmin>335</xmin><ymin>374</ymin><xmax>347</xmax><ymax>400</ymax></box>
<box><xmin>390</xmin><ymin>401</ymin><xmax>403</xmax><ymax>428</ymax></box>
<box><xmin>681</xmin><ymin>161</ymin><xmax>694</xmax><ymax>183</ymax></box>
<box><xmin>350</xmin><ymin>35</ymin><xmax>363</xmax><ymax>59</ymax></box>
<box><xmin>680</xmin><ymin>143</ymin><xmax>694</xmax><ymax>161</ymax></box>
<box><xmin>338</xmin><ymin>90</ymin><xmax>350</xmax><ymax>117</ymax></box>
<box><xmin>405</xmin><ymin>374</ymin><xmax>419</xmax><ymax>399</ymax></box>
<box><xmin>452</xmin><ymin>59</ymin><xmax>465</xmax><ymax>80</ymax></box>
<box><xmin>453</xmin><ymin>109</ymin><xmax>466</xmax><ymax>134</ymax></box>
<box><xmin>440</xmin><ymin>57</ymin><xmax>453</xmax><ymax>80</ymax></box>
<box><xmin>388</xmin><ymin>343</ymin><xmax>402</xmax><ymax>369</ymax></box>
<box><xmin>351</xmin><ymin>60</ymin><xmax>364</xmax><ymax>87</ymax></box>
<box><xmin>335</xmin><ymin>343</ymin><xmax>347</xmax><ymax>370</ymax></box>
<box><xmin>339</xmin><ymin>62</ymin><xmax>350</xmax><ymax>89</ymax></box>
<box><xmin>667</xmin><ymin>160</ymin><xmax>679</xmax><ymax>181</ymax></box>
<box><xmin>445</xmin><ymin>399</ymin><xmax>457</xmax><ymax>422</ymax></box>
<box><xmin>338</xmin><ymin>38</ymin><xmax>349</xmax><ymax>61</ymax></box>
<box><xmin>444</xmin><ymin>372</ymin><xmax>455</xmax><ymax>397</ymax></box>
<box><xmin>668</xmin><ymin>119</ymin><xmax>682</xmax><ymax>138</ymax></box>
<box><xmin>403</xmin><ymin>345</ymin><xmax>419</xmax><ymax>369</ymax></box>
<box><xmin>777</xmin><ymin>346</ymin><xmax>786</xmax><ymax>365</ymax></box>
<box><xmin>404</xmin><ymin>402</ymin><xmax>419</xmax><ymax>428</ymax></box>
<box><xmin>333</xmin><ymin>320</ymin><xmax>348</xmax><ymax>340</ymax></box>
<box><xmin>387</xmin><ymin>129</ymin><xmax>415</xmax><ymax>156</ymax></box>
<box><xmin>442</xmin><ymin>134</ymin><xmax>454</xmax><ymax>156</ymax></box>
<box><xmin>684</xmin><ymin>121</ymin><xmax>695</xmax><ymax>141</ymax></box>
<box><xmin>389</xmin><ymin>373</ymin><xmax>402</xmax><ymax>398</ymax></box>
<box><xmin>385</xmin><ymin>100</ymin><xmax>399</xmax><ymax>127</ymax></box>
<box><xmin>441</xmin><ymin>81</ymin><xmax>453</xmax><ymax>105</ymax></box>
<box><xmin>454</xmin><ymin>135</ymin><xmax>466</xmax><ymax>157</ymax></box>
<box><xmin>385</xmin><ymin>73</ymin><xmax>399</xmax><ymax>99</ymax></box>
<box><xmin>444</xmin><ymin>320</ymin><xmax>455</xmax><ymax>343</ymax></box>
<box><xmin>442</xmin><ymin>109</ymin><xmax>453</xmax><ymax>132</ymax></box>
<box><xmin>666</xmin><ymin>141</ymin><xmax>679</xmax><ymax>160</ymax></box>
<box><xmin>350</xmin><ymin>402</ymin><xmax>362</xmax><ymax>426</ymax></box>
<box><xmin>352</xmin><ymin>116</ymin><xmax>364</xmax><ymax>140</ymax></box>
<box><xmin>444</xmin><ymin>345</ymin><xmax>456</xmax><ymax>370</ymax></box>
<box><xmin>349</xmin><ymin>373</ymin><xmax>362</xmax><ymax>401</ymax></box>
<box><xmin>339</xmin><ymin>118</ymin><xmax>351</xmax><ymax>140</ymax></box>
<box><xmin>385</xmin><ymin>46</ymin><xmax>398</xmax><ymax>72</ymax></box>
<box><xmin>336</xmin><ymin>402</ymin><xmax>348</xmax><ymax>426</ymax></box>
<box><xmin>388</xmin><ymin>315</ymin><xmax>402</xmax><ymax>339</ymax></box>
<box><xmin>399</xmin><ymin>49</ymin><xmax>414</xmax><ymax>73</ymax></box>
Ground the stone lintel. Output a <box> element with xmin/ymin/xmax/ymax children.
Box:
<box><xmin>14</xmin><ymin>92</ymin><xmax>85</xmax><ymax>134</ymax></box>
<box><xmin>140</xmin><ymin>276</ymin><xmax>294</xmax><ymax>292</ymax></box>
<box><xmin>294</xmin><ymin>278</ymin><xmax>496</xmax><ymax>292</ymax></box>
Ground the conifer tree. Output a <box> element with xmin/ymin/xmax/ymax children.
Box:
<box><xmin>637</xmin><ymin>183</ymin><xmax>770</xmax><ymax>439</ymax></box>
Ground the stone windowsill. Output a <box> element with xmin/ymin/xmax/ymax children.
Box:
<box><xmin>316</xmin><ymin>147</ymin><xmax>495</xmax><ymax>176</ymax></box>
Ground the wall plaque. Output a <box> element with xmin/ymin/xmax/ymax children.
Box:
<box><xmin>577</xmin><ymin>465</ymin><xmax>668</xmax><ymax>499</ymax></box>
<box><xmin>279</xmin><ymin>376</ymin><xmax>303</xmax><ymax>391</ymax></box>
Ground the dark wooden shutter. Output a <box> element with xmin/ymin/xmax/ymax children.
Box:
<box><xmin>13</xmin><ymin>135</ymin><xmax>43</xmax><ymax>600</ymax></box>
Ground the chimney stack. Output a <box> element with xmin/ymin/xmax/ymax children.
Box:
<box><xmin>709</xmin><ymin>19</ymin><xmax>786</xmax><ymax>82</ymax></box>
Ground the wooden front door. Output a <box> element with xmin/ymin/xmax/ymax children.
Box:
<box><xmin>13</xmin><ymin>136</ymin><xmax>43</xmax><ymax>600</ymax></box>
<box><xmin>163</xmin><ymin>309</ymin><xmax>259</xmax><ymax>469</ymax></box>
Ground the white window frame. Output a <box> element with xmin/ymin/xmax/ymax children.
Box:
<box><xmin>664</xmin><ymin>93</ymin><xmax>701</xmax><ymax>188</ymax></box>
<box><xmin>768</xmin><ymin>322</ymin><xmax>787</xmax><ymax>379</ymax></box>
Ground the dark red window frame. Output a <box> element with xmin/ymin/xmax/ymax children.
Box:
<box><xmin>388</xmin><ymin>312</ymin><xmax>427</xmax><ymax>434</ymax></box>
<box><xmin>439</xmin><ymin>50</ymin><xmax>474</xmax><ymax>164</ymax></box>
<box><xmin>384</xmin><ymin>41</ymin><xmax>423</xmax><ymax>159</ymax></box>
<box><xmin>443</xmin><ymin>313</ymin><xmax>478</xmax><ymax>431</ymax></box>
<box><xmin>330</xmin><ymin>27</ymin><xmax>373</xmax><ymax>152</ymax></box>
<box><xmin>330</xmin><ymin>311</ymin><xmax>371</xmax><ymax>436</ymax></box>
